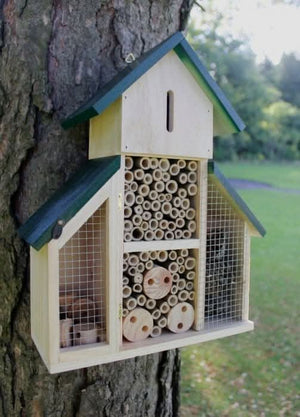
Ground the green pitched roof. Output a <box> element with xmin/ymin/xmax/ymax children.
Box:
<box><xmin>62</xmin><ymin>32</ymin><xmax>245</xmax><ymax>135</ymax></box>
<box><xmin>208</xmin><ymin>161</ymin><xmax>266</xmax><ymax>237</ymax></box>
<box><xmin>18</xmin><ymin>156</ymin><xmax>121</xmax><ymax>250</ymax></box>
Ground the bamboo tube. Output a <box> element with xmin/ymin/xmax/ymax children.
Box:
<box><xmin>178</xmin><ymin>209</ymin><xmax>186</xmax><ymax>218</ymax></box>
<box><xmin>152</xmin><ymin>309</ymin><xmax>161</xmax><ymax>320</ymax></box>
<box><xmin>183</xmin><ymin>230</ymin><xmax>192</xmax><ymax>239</ymax></box>
<box><xmin>187</xmin><ymin>184</ymin><xmax>198</xmax><ymax>196</ymax></box>
<box><xmin>178</xmin><ymin>279</ymin><xmax>186</xmax><ymax>290</ymax></box>
<box><xmin>176</xmin><ymin>218</ymin><xmax>185</xmax><ymax>229</ymax></box>
<box><xmin>134</xmin><ymin>169</ymin><xmax>144</xmax><ymax>181</ymax></box>
<box><xmin>150</xmin><ymin>158</ymin><xmax>159</xmax><ymax>169</ymax></box>
<box><xmin>159</xmin><ymin>302</ymin><xmax>170</xmax><ymax>314</ymax></box>
<box><xmin>171</xmin><ymin>285</ymin><xmax>178</xmax><ymax>295</ymax></box>
<box><xmin>124</xmin><ymin>206</ymin><xmax>132</xmax><ymax>218</ymax></box>
<box><xmin>161</xmin><ymin>202</ymin><xmax>172</xmax><ymax>215</ymax></box>
<box><xmin>178</xmin><ymin>265</ymin><xmax>185</xmax><ymax>274</ymax></box>
<box><xmin>154</xmin><ymin>211</ymin><xmax>163</xmax><ymax>221</ymax></box>
<box><xmin>153</xmin><ymin>169</ymin><xmax>163</xmax><ymax>181</ymax></box>
<box><xmin>132</xmin><ymin>214</ymin><xmax>142</xmax><ymax>226</ymax></box>
<box><xmin>185</xmin><ymin>257</ymin><xmax>196</xmax><ymax>270</ymax></box>
<box><xmin>158</xmin><ymin>193</ymin><xmax>166</xmax><ymax>203</ymax></box>
<box><xmin>133</xmin><ymin>273</ymin><xmax>144</xmax><ymax>284</ymax></box>
<box><xmin>178</xmin><ymin>173</ymin><xmax>188</xmax><ymax>184</ymax></box>
<box><xmin>165</xmin><ymin>193</ymin><xmax>172</xmax><ymax>201</ymax></box>
<box><xmin>137</xmin><ymin>157</ymin><xmax>151</xmax><ymax>170</ymax></box>
<box><xmin>130</xmin><ymin>181</ymin><xmax>138</xmax><ymax>192</ymax></box>
<box><xmin>123</xmin><ymin>308</ymin><xmax>153</xmax><ymax>342</ymax></box>
<box><xmin>167</xmin><ymin>294</ymin><xmax>178</xmax><ymax>307</ymax></box>
<box><xmin>150</xmin><ymin>326</ymin><xmax>162</xmax><ymax>338</ymax></box>
<box><xmin>144</xmin><ymin>230</ymin><xmax>154</xmax><ymax>241</ymax></box>
<box><xmin>145</xmin><ymin>259</ymin><xmax>154</xmax><ymax>270</ymax></box>
<box><xmin>159</xmin><ymin>158</ymin><xmax>170</xmax><ymax>171</ymax></box>
<box><xmin>143</xmin><ymin>173</ymin><xmax>153</xmax><ymax>185</ymax></box>
<box><xmin>143</xmin><ymin>266</ymin><xmax>172</xmax><ymax>299</ymax></box>
<box><xmin>123</xmin><ymin>277</ymin><xmax>129</xmax><ymax>285</ymax></box>
<box><xmin>124</xmin><ymin>220</ymin><xmax>133</xmax><ymax>232</ymax></box>
<box><xmin>188</xmin><ymin>171</ymin><xmax>197</xmax><ymax>183</ymax></box>
<box><xmin>186</xmin><ymin>281</ymin><xmax>194</xmax><ymax>291</ymax></box>
<box><xmin>125</xmin><ymin>297</ymin><xmax>138</xmax><ymax>310</ymax></box>
<box><xmin>180</xmin><ymin>249</ymin><xmax>189</xmax><ymax>258</ymax></box>
<box><xmin>178</xmin><ymin>290</ymin><xmax>189</xmax><ymax>302</ymax></box>
<box><xmin>142</xmin><ymin>210</ymin><xmax>151</xmax><ymax>221</ymax></box>
<box><xmin>172</xmin><ymin>273</ymin><xmax>179</xmax><ymax>282</ymax></box>
<box><xmin>122</xmin><ymin>308</ymin><xmax>129</xmax><ymax>318</ymax></box>
<box><xmin>123</xmin><ymin>252</ymin><xmax>129</xmax><ymax>261</ymax></box>
<box><xmin>124</xmin><ymin>170</ymin><xmax>134</xmax><ymax>183</ymax></box>
<box><xmin>186</xmin><ymin>271</ymin><xmax>195</xmax><ymax>280</ymax></box>
<box><xmin>137</xmin><ymin>294</ymin><xmax>147</xmax><ymax>306</ymax></box>
<box><xmin>151</xmin><ymin>200</ymin><xmax>161</xmax><ymax>212</ymax></box>
<box><xmin>154</xmin><ymin>229</ymin><xmax>164</xmax><ymax>240</ymax></box>
<box><xmin>169</xmin><ymin>250</ymin><xmax>177</xmax><ymax>260</ymax></box>
<box><xmin>145</xmin><ymin>298</ymin><xmax>156</xmax><ymax>310</ymax></box>
<box><xmin>166</xmin><ymin>180</ymin><xmax>178</xmax><ymax>194</ymax></box>
<box><xmin>141</xmin><ymin>221</ymin><xmax>149</xmax><ymax>231</ymax></box>
<box><xmin>132</xmin><ymin>227</ymin><xmax>144</xmax><ymax>241</ymax></box>
<box><xmin>187</xmin><ymin>160</ymin><xmax>197</xmax><ymax>171</ymax></box>
<box><xmin>169</xmin><ymin>163</ymin><xmax>180</xmax><ymax>176</ymax></box>
<box><xmin>185</xmin><ymin>208</ymin><xmax>196</xmax><ymax>220</ymax></box>
<box><xmin>158</xmin><ymin>316</ymin><xmax>167</xmax><ymax>328</ymax></box>
<box><xmin>165</xmin><ymin>231</ymin><xmax>174</xmax><ymax>240</ymax></box>
<box><xmin>134</xmin><ymin>205</ymin><xmax>143</xmax><ymax>215</ymax></box>
<box><xmin>149</xmin><ymin>190</ymin><xmax>158</xmax><ymax>201</ymax></box>
<box><xmin>168</xmin><ymin>221</ymin><xmax>176</xmax><ymax>231</ymax></box>
<box><xmin>138</xmin><ymin>184</ymin><xmax>150</xmax><ymax>197</ymax></box>
<box><xmin>149</xmin><ymin>251</ymin><xmax>157</xmax><ymax>260</ymax></box>
<box><xmin>162</xmin><ymin>172</ymin><xmax>171</xmax><ymax>182</ymax></box>
<box><xmin>159</xmin><ymin>219</ymin><xmax>168</xmax><ymax>230</ymax></box>
<box><xmin>177</xmin><ymin>256</ymin><xmax>184</xmax><ymax>265</ymax></box>
<box><xmin>181</xmin><ymin>198</ymin><xmax>190</xmax><ymax>210</ymax></box>
<box><xmin>188</xmin><ymin>220</ymin><xmax>197</xmax><ymax>233</ymax></box>
<box><xmin>133</xmin><ymin>283</ymin><xmax>143</xmax><ymax>293</ymax></box>
<box><xmin>125</xmin><ymin>156</ymin><xmax>134</xmax><ymax>170</ymax></box>
<box><xmin>157</xmin><ymin>250</ymin><xmax>168</xmax><ymax>262</ymax></box>
<box><xmin>124</xmin><ymin>183</ymin><xmax>129</xmax><ymax>192</ymax></box>
<box><xmin>124</xmin><ymin>232</ymin><xmax>132</xmax><ymax>242</ymax></box>
<box><xmin>123</xmin><ymin>286</ymin><xmax>132</xmax><ymax>298</ymax></box>
<box><xmin>136</xmin><ymin>195</ymin><xmax>144</xmax><ymax>205</ymax></box>
<box><xmin>154</xmin><ymin>181</ymin><xmax>165</xmax><ymax>193</ymax></box>
<box><xmin>170</xmin><ymin>207</ymin><xmax>179</xmax><ymax>219</ymax></box>
<box><xmin>125</xmin><ymin>192</ymin><xmax>135</xmax><ymax>207</ymax></box>
<box><xmin>178</xmin><ymin>188</ymin><xmax>187</xmax><ymax>199</ymax></box>
<box><xmin>167</xmin><ymin>261</ymin><xmax>179</xmax><ymax>273</ymax></box>
<box><xmin>189</xmin><ymin>291</ymin><xmax>195</xmax><ymax>301</ymax></box>
<box><xmin>128</xmin><ymin>266</ymin><xmax>137</xmax><ymax>277</ymax></box>
<box><xmin>177</xmin><ymin>159</ymin><xmax>186</xmax><ymax>169</ymax></box>
<box><xmin>172</xmin><ymin>196</ymin><xmax>181</xmax><ymax>208</ymax></box>
<box><xmin>167</xmin><ymin>302</ymin><xmax>194</xmax><ymax>333</ymax></box>
<box><xmin>139</xmin><ymin>251</ymin><xmax>150</xmax><ymax>262</ymax></box>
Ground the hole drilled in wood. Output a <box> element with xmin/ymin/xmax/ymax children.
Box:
<box><xmin>177</xmin><ymin>322</ymin><xmax>183</xmax><ymax>329</ymax></box>
<box><xmin>166</xmin><ymin>90</ymin><xmax>174</xmax><ymax>132</ymax></box>
<box><xmin>130</xmin><ymin>316</ymin><xmax>137</xmax><ymax>323</ymax></box>
<box><xmin>142</xmin><ymin>325</ymin><xmax>149</xmax><ymax>332</ymax></box>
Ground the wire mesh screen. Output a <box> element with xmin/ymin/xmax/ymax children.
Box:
<box><xmin>59</xmin><ymin>203</ymin><xmax>107</xmax><ymax>349</ymax></box>
<box><xmin>205</xmin><ymin>179</ymin><xmax>244</xmax><ymax>328</ymax></box>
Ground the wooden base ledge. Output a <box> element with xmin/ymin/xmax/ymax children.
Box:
<box><xmin>47</xmin><ymin>321</ymin><xmax>254</xmax><ymax>373</ymax></box>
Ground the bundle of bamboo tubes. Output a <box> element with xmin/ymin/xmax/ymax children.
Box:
<box><xmin>124</xmin><ymin>157</ymin><xmax>198</xmax><ymax>242</ymax></box>
<box><xmin>122</xmin><ymin>249</ymin><xmax>196</xmax><ymax>342</ymax></box>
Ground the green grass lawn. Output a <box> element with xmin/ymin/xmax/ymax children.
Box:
<box><xmin>180</xmin><ymin>163</ymin><xmax>300</xmax><ymax>417</ymax></box>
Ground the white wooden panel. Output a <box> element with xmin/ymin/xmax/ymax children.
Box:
<box><xmin>242</xmin><ymin>224</ymin><xmax>251</xmax><ymax>320</ymax></box>
<box><xmin>124</xmin><ymin>239</ymin><xmax>200</xmax><ymax>253</ymax></box>
<box><xmin>121</xmin><ymin>51</ymin><xmax>213</xmax><ymax>159</ymax></box>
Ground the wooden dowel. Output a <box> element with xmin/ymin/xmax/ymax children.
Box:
<box><xmin>149</xmin><ymin>190</ymin><xmax>158</xmax><ymax>201</ymax></box>
<box><xmin>185</xmin><ymin>257</ymin><xmax>196</xmax><ymax>270</ymax></box>
<box><xmin>187</xmin><ymin>184</ymin><xmax>198</xmax><ymax>196</ymax></box>
<box><xmin>188</xmin><ymin>171</ymin><xmax>197</xmax><ymax>183</ymax></box>
<box><xmin>134</xmin><ymin>168</ymin><xmax>144</xmax><ymax>181</ymax></box>
<box><xmin>125</xmin><ymin>156</ymin><xmax>134</xmax><ymax>170</ymax></box>
<box><xmin>154</xmin><ymin>181</ymin><xmax>165</xmax><ymax>193</ymax></box>
<box><xmin>150</xmin><ymin>158</ymin><xmax>159</xmax><ymax>169</ymax></box>
<box><xmin>125</xmin><ymin>297</ymin><xmax>138</xmax><ymax>310</ymax></box>
<box><xmin>132</xmin><ymin>214</ymin><xmax>142</xmax><ymax>226</ymax></box>
<box><xmin>166</xmin><ymin>180</ymin><xmax>178</xmax><ymax>194</ymax></box>
<box><xmin>132</xmin><ymin>227</ymin><xmax>144</xmax><ymax>241</ymax></box>
<box><xmin>130</xmin><ymin>181</ymin><xmax>138</xmax><ymax>192</ymax></box>
<box><xmin>165</xmin><ymin>231</ymin><xmax>174</xmax><ymax>240</ymax></box>
<box><xmin>167</xmin><ymin>294</ymin><xmax>178</xmax><ymax>307</ymax></box>
<box><xmin>177</xmin><ymin>159</ymin><xmax>186</xmax><ymax>169</ymax></box>
<box><xmin>167</xmin><ymin>302</ymin><xmax>194</xmax><ymax>333</ymax></box>
<box><xmin>137</xmin><ymin>294</ymin><xmax>147</xmax><ymax>306</ymax></box>
<box><xmin>143</xmin><ymin>173</ymin><xmax>153</xmax><ymax>185</ymax></box>
<box><xmin>159</xmin><ymin>158</ymin><xmax>170</xmax><ymax>171</ymax></box>
<box><xmin>123</xmin><ymin>308</ymin><xmax>153</xmax><ymax>342</ymax></box>
<box><xmin>133</xmin><ymin>283</ymin><xmax>143</xmax><ymax>293</ymax></box>
<box><xmin>133</xmin><ymin>272</ymin><xmax>144</xmax><ymax>283</ymax></box>
<box><xmin>137</xmin><ymin>157</ymin><xmax>151</xmax><ymax>170</ymax></box>
<box><xmin>125</xmin><ymin>192</ymin><xmax>135</xmax><ymax>207</ymax></box>
<box><xmin>124</xmin><ymin>206</ymin><xmax>132</xmax><ymax>218</ymax></box>
<box><xmin>139</xmin><ymin>251</ymin><xmax>150</xmax><ymax>262</ymax></box>
<box><xmin>178</xmin><ymin>188</ymin><xmax>187</xmax><ymax>199</ymax></box>
<box><xmin>144</xmin><ymin>230</ymin><xmax>155</xmax><ymax>241</ymax></box>
<box><xmin>187</xmin><ymin>160</ymin><xmax>197</xmax><ymax>171</ymax></box>
<box><xmin>150</xmin><ymin>326</ymin><xmax>162</xmax><ymax>338</ymax></box>
<box><xmin>178</xmin><ymin>290</ymin><xmax>189</xmax><ymax>302</ymax></box>
<box><xmin>177</xmin><ymin>279</ymin><xmax>186</xmax><ymax>290</ymax></box>
<box><xmin>157</xmin><ymin>316</ymin><xmax>167</xmax><ymax>328</ymax></box>
<box><xmin>138</xmin><ymin>184</ymin><xmax>150</xmax><ymax>197</ymax></box>
<box><xmin>152</xmin><ymin>309</ymin><xmax>161</xmax><ymax>320</ymax></box>
<box><xmin>145</xmin><ymin>298</ymin><xmax>156</xmax><ymax>310</ymax></box>
<box><xmin>169</xmin><ymin>163</ymin><xmax>180</xmax><ymax>176</ymax></box>
<box><xmin>123</xmin><ymin>286</ymin><xmax>132</xmax><ymax>298</ymax></box>
<box><xmin>154</xmin><ymin>229</ymin><xmax>164</xmax><ymax>240</ymax></box>
<box><xmin>143</xmin><ymin>266</ymin><xmax>172</xmax><ymax>299</ymax></box>
<box><xmin>125</xmin><ymin>170</ymin><xmax>134</xmax><ymax>183</ymax></box>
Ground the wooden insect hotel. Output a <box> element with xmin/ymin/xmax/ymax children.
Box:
<box><xmin>19</xmin><ymin>32</ymin><xmax>265</xmax><ymax>373</ymax></box>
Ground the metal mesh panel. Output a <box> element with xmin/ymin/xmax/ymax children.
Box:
<box><xmin>205</xmin><ymin>180</ymin><xmax>244</xmax><ymax>328</ymax></box>
<box><xmin>59</xmin><ymin>203</ymin><xmax>106</xmax><ymax>349</ymax></box>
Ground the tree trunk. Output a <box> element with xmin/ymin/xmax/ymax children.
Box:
<box><xmin>0</xmin><ymin>1</ymin><xmax>193</xmax><ymax>416</ymax></box>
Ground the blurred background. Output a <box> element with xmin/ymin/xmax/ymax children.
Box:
<box><xmin>181</xmin><ymin>1</ymin><xmax>300</xmax><ymax>416</ymax></box>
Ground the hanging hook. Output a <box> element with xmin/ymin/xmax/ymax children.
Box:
<box><xmin>125</xmin><ymin>53</ymin><xmax>136</xmax><ymax>64</ymax></box>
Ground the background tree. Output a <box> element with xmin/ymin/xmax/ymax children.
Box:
<box><xmin>0</xmin><ymin>1</ymin><xmax>194</xmax><ymax>416</ymax></box>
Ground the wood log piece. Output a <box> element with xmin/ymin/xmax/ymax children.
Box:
<box><xmin>188</xmin><ymin>171</ymin><xmax>197</xmax><ymax>183</ymax></box>
<box><xmin>181</xmin><ymin>198</ymin><xmax>190</xmax><ymax>210</ymax></box>
<box><xmin>132</xmin><ymin>214</ymin><xmax>142</xmax><ymax>226</ymax></box>
<box><xmin>125</xmin><ymin>191</ymin><xmax>135</xmax><ymax>207</ymax></box>
<box><xmin>189</xmin><ymin>291</ymin><xmax>195</xmax><ymax>301</ymax></box>
<box><xmin>177</xmin><ymin>256</ymin><xmax>184</xmax><ymax>265</ymax></box>
<box><xmin>177</xmin><ymin>279</ymin><xmax>186</xmax><ymax>290</ymax></box>
<box><xmin>141</xmin><ymin>221</ymin><xmax>149</xmax><ymax>231</ymax></box>
<box><xmin>172</xmin><ymin>196</ymin><xmax>181</xmax><ymax>208</ymax></box>
<box><xmin>166</xmin><ymin>180</ymin><xmax>178</xmax><ymax>194</ymax></box>
<box><xmin>130</xmin><ymin>181</ymin><xmax>138</xmax><ymax>192</ymax></box>
<box><xmin>186</xmin><ymin>271</ymin><xmax>195</xmax><ymax>280</ymax></box>
<box><xmin>178</xmin><ymin>173</ymin><xmax>188</xmax><ymax>185</ymax></box>
<box><xmin>178</xmin><ymin>187</ymin><xmax>188</xmax><ymax>199</ymax></box>
<box><xmin>187</xmin><ymin>184</ymin><xmax>198</xmax><ymax>196</ymax></box>
<box><xmin>134</xmin><ymin>205</ymin><xmax>143</xmax><ymax>215</ymax></box>
<box><xmin>142</xmin><ymin>211</ymin><xmax>151</xmax><ymax>221</ymax></box>
<box><xmin>169</xmin><ymin>163</ymin><xmax>180</xmax><ymax>176</ymax></box>
<box><xmin>152</xmin><ymin>309</ymin><xmax>161</xmax><ymax>320</ymax></box>
<box><xmin>123</xmin><ymin>285</ymin><xmax>132</xmax><ymax>298</ymax></box>
<box><xmin>139</xmin><ymin>251</ymin><xmax>150</xmax><ymax>262</ymax></box>
<box><xmin>123</xmin><ymin>308</ymin><xmax>153</xmax><ymax>342</ymax></box>
<box><xmin>132</xmin><ymin>227</ymin><xmax>144</xmax><ymax>241</ymax></box>
<box><xmin>157</xmin><ymin>250</ymin><xmax>168</xmax><ymax>262</ymax></box>
<box><xmin>123</xmin><ymin>277</ymin><xmax>129</xmax><ymax>285</ymax></box>
<box><xmin>133</xmin><ymin>273</ymin><xmax>144</xmax><ymax>284</ymax></box>
<box><xmin>165</xmin><ymin>231</ymin><xmax>174</xmax><ymax>240</ymax></box>
<box><xmin>125</xmin><ymin>297</ymin><xmax>138</xmax><ymax>311</ymax></box>
<box><xmin>125</xmin><ymin>170</ymin><xmax>134</xmax><ymax>184</ymax></box>
<box><xmin>162</xmin><ymin>172</ymin><xmax>171</xmax><ymax>183</ymax></box>
<box><xmin>167</xmin><ymin>294</ymin><xmax>178</xmax><ymax>307</ymax></box>
<box><xmin>188</xmin><ymin>220</ymin><xmax>197</xmax><ymax>233</ymax></box>
<box><xmin>122</xmin><ymin>308</ymin><xmax>129</xmax><ymax>317</ymax></box>
<box><xmin>183</xmin><ymin>230</ymin><xmax>192</xmax><ymax>239</ymax></box>
<box><xmin>143</xmin><ymin>173</ymin><xmax>153</xmax><ymax>185</ymax></box>
<box><xmin>151</xmin><ymin>200</ymin><xmax>161</xmax><ymax>212</ymax></box>
<box><xmin>150</xmin><ymin>158</ymin><xmax>159</xmax><ymax>169</ymax></box>
<box><xmin>145</xmin><ymin>260</ymin><xmax>154</xmax><ymax>270</ymax></box>
<box><xmin>167</xmin><ymin>302</ymin><xmax>194</xmax><ymax>333</ymax></box>
<box><xmin>170</xmin><ymin>285</ymin><xmax>178</xmax><ymax>295</ymax></box>
<box><xmin>73</xmin><ymin>323</ymin><xmax>99</xmax><ymax>346</ymax></box>
<box><xmin>133</xmin><ymin>283</ymin><xmax>143</xmax><ymax>294</ymax></box>
<box><xmin>149</xmin><ymin>190</ymin><xmax>158</xmax><ymax>201</ymax></box>
<box><xmin>180</xmin><ymin>249</ymin><xmax>189</xmax><ymax>258</ymax></box>
<box><xmin>154</xmin><ymin>229</ymin><xmax>164</xmax><ymax>240</ymax></box>
<box><xmin>124</xmin><ymin>206</ymin><xmax>132</xmax><ymax>219</ymax></box>
<box><xmin>150</xmin><ymin>326</ymin><xmax>162</xmax><ymax>338</ymax></box>
<box><xmin>149</xmin><ymin>218</ymin><xmax>158</xmax><ymax>230</ymax></box>
<box><xmin>153</xmin><ymin>168</ymin><xmax>163</xmax><ymax>181</ymax></box>
<box><xmin>124</xmin><ymin>220</ymin><xmax>133</xmax><ymax>232</ymax></box>
<box><xmin>178</xmin><ymin>290</ymin><xmax>189</xmax><ymax>302</ymax></box>
<box><xmin>154</xmin><ymin>181</ymin><xmax>165</xmax><ymax>193</ymax></box>
<box><xmin>154</xmin><ymin>211</ymin><xmax>163</xmax><ymax>221</ymax></box>
<box><xmin>125</xmin><ymin>156</ymin><xmax>134</xmax><ymax>170</ymax></box>
<box><xmin>134</xmin><ymin>169</ymin><xmax>144</xmax><ymax>181</ymax></box>
<box><xmin>159</xmin><ymin>219</ymin><xmax>168</xmax><ymax>230</ymax></box>
<box><xmin>128</xmin><ymin>254</ymin><xmax>139</xmax><ymax>266</ymax></box>
<box><xmin>158</xmin><ymin>193</ymin><xmax>166</xmax><ymax>203</ymax></box>
<box><xmin>186</xmin><ymin>281</ymin><xmax>194</xmax><ymax>291</ymax></box>
<box><xmin>170</xmin><ymin>207</ymin><xmax>179</xmax><ymax>219</ymax></box>
<box><xmin>177</xmin><ymin>159</ymin><xmax>186</xmax><ymax>169</ymax></box>
<box><xmin>168</xmin><ymin>221</ymin><xmax>176</xmax><ymax>231</ymax></box>
<box><xmin>67</xmin><ymin>298</ymin><xmax>96</xmax><ymax>322</ymax></box>
<box><xmin>165</xmin><ymin>193</ymin><xmax>172</xmax><ymax>201</ymax></box>
<box><xmin>159</xmin><ymin>158</ymin><xmax>170</xmax><ymax>171</ymax></box>
<box><xmin>138</xmin><ymin>184</ymin><xmax>150</xmax><ymax>197</ymax></box>
<box><xmin>144</xmin><ymin>230</ymin><xmax>155</xmax><ymax>241</ymax></box>
<box><xmin>136</xmin><ymin>157</ymin><xmax>151</xmax><ymax>170</ymax></box>
<box><xmin>143</xmin><ymin>266</ymin><xmax>172</xmax><ymax>299</ymax></box>
<box><xmin>187</xmin><ymin>161</ymin><xmax>197</xmax><ymax>171</ymax></box>
<box><xmin>137</xmin><ymin>294</ymin><xmax>147</xmax><ymax>306</ymax></box>
<box><xmin>178</xmin><ymin>265</ymin><xmax>185</xmax><ymax>274</ymax></box>
<box><xmin>145</xmin><ymin>298</ymin><xmax>156</xmax><ymax>310</ymax></box>
<box><xmin>157</xmin><ymin>316</ymin><xmax>167</xmax><ymax>328</ymax></box>
<box><xmin>159</xmin><ymin>301</ymin><xmax>170</xmax><ymax>314</ymax></box>
<box><xmin>60</xmin><ymin>318</ymin><xmax>73</xmax><ymax>348</ymax></box>
<box><xmin>136</xmin><ymin>195</ymin><xmax>144</xmax><ymax>205</ymax></box>
<box><xmin>124</xmin><ymin>232</ymin><xmax>132</xmax><ymax>242</ymax></box>
<box><xmin>185</xmin><ymin>257</ymin><xmax>196</xmax><ymax>270</ymax></box>
<box><xmin>167</xmin><ymin>261</ymin><xmax>179</xmax><ymax>274</ymax></box>
<box><xmin>172</xmin><ymin>273</ymin><xmax>180</xmax><ymax>282</ymax></box>
<box><xmin>127</xmin><ymin>266</ymin><xmax>137</xmax><ymax>277</ymax></box>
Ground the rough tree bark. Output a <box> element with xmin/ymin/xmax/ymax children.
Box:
<box><xmin>0</xmin><ymin>1</ymin><xmax>194</xmax><ymax>416</ymax></box>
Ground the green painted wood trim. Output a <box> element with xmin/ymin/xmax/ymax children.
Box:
<box><xmin>174</xmin><ymin>40</ymin><xmax>245</xmax><ymax>134</ymax></box>
<box><xmin>18</xmin><ymin>156</ymin><xmax>121</xmax><ymax>250</ymax></box>
<box><xmin>208</xmin><ymin>161</ymin><xmax>266</xmax><ymax>237</ymax></box>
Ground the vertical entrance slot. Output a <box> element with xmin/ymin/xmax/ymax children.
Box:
<box><xmin>166</xmin><ymin>90</ymin><xmax>174</xmax><ymax>132</ymax></box>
